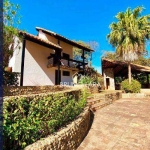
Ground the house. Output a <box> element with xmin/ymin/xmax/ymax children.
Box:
<box><xmin>9</xmin><ymin>27</ymin><xmax>94</xmax><ymax>86</ymax></box>
<box><xmin>102</xmin><ymin>58</ymin><xmax>150</xmax><ymax>90</ymax></box>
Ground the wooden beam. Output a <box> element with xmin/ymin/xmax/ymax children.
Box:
<box><xmin>20</xmin><ymin>37</ymin><xmax>26</xmax><ymax>86</ymax></box>
<box><xmin>82</xmin><ymin>50</ymin><xmax>85</xmax><ymax>75</ymax></box>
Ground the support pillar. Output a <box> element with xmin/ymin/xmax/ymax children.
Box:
<box><xmin>20</xmin><ymin>37</ymin><xmax>26</xmax><ymax>86</ymax></box>
<box><xmin>147</xmin><ymin>73</ymin><xmax>149</xmax><ymax>88</ymax></box>
<box><xmin>82</xmin><ymin>49</ymin><xmax>85</xmax><ymax>75</ymax></box>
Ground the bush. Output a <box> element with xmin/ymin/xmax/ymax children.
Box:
<box><xmin>3</xmin><ymin>70</ymin><xmax>20</xmax><ymax>86</ymax></box>
<box><xmin>121</xmin><ymin>79</ymin><xmax>141</xmax><ymax>93</ymax></box>
<box><xmin>3</xmin><ymin>89</ymin><xmax>88</xmax><ymax>150</ymax></box>
<box><xmin>79</xmin><ymin>75</ymin><xmax>95</xmax><ymax>84</ymax></box>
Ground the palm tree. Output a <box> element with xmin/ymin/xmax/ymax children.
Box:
<box><xmin>107</xmin><ymin>6</ymin><xmax>150</xmax><ymax>84</ymax></box>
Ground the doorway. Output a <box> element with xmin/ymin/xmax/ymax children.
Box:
<box><xmin>55</xmin><ymin>70</ymin><xmax>61</xmax><ymax>85</ymax></box>
<box><xmin>106</xmin><ymin>78</ymin><xmax>110</xmax><ymax>89</ymax></box>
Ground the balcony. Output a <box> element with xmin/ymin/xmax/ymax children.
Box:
<box><xmin>47</xmin><ymin>57</ymin><xmax>87</xmax><ymax>71</ymax></box>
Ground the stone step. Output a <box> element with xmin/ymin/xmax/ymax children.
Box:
<box><xmin>87</xmin><ymin>98</ymin><xmax>105</xmax><ymax>105</ymax></box>
<box><xmin>87</xmin><ymin>95</ymin><xmax>105</xmax><ymax>100</ymax></box>
<box><xmin>90</xmin><ymin>101</ymin><xmax>113</xmax><ymax>112</ymax></box>
<box><xmin>87</xmin><ymin>96</ymin><xmax>94</xmax><ymax>100</ymax></box>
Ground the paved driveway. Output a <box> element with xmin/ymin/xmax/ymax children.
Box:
<box><xmin>77</xmin><ymin>98</ymin><xmax>150</xmax><ymax>150</ymax></box>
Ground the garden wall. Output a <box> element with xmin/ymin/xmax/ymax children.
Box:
<box><xmin>24</xmin><ymin>107</ymin><xmax>91</xmax><ymax>150</ymax></box>
<box><xmin>3</xmin><ymin>85</ymin><xmax>71</xmax><ymax>96</ymax></box>
<box><xmin>105</xmin><ymin>92</ymin><xmax>122</xmax><ymax>102</ymax></box>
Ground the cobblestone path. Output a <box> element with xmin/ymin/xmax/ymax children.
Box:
<box><xmin>77</xmin><ymin>98</ymin><xmax>150</xmax><ymax>150</ymax></box>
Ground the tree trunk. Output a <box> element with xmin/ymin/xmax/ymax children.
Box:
<box><xmin>128</xmin><ymin>62</ymin><xmax>131</xmax><ymax>84</ymax></box>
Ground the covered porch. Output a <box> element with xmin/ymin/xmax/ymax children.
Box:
<box><xmin>102</xmin><ymin>58</ymin><xmax>150</xmax><ymax>90</ymax></box>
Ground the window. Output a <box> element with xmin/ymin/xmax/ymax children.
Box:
<box><xmin>63</xmin><ymin>71</ymin><xmax>70</xmax><ymax>76</ymax></box>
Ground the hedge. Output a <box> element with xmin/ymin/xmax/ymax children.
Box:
<box><xmin>3</xmin><ymin>89</ymin><xmax>88</xmax><ymax>150</ymax></box>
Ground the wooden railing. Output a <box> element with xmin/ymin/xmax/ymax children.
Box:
<box><xmin>47</xmin><ymin>57</ymin><xmax>87</xmax><ymax>70</ymax></box>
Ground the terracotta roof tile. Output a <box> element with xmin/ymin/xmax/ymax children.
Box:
<box><xmin>19</xmin><ymin>31</ymin><xmax>62</xmax><ymax>50</ymax></box>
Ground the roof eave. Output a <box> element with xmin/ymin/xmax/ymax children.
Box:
<box><xmin>19</xmin><ymin>31</ymin><xmax>62</xmax><ymax>50</ymax></box>
<box><xmin>36</xmin><ymin>27</ymin><xmax>94</xmax><ymax>52</ymax></box>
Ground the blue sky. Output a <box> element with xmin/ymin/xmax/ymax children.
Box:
<box><xmin>11</xmin><ymin>0</ymin><xmax>150</xmax><ymax>73</ymax></box>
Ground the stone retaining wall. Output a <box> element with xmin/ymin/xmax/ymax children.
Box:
<box><xmin>24</xmin><ymin>107</ymin><xmax>91</xmax><ymax>150</ymax></box>
<box><xmin>4</xmin><ymin>85</ymin><xmax>71</xmax><ymax>96</ymax></box>
<box><xmin>105</xmin><ymin>92</ymin><xmax>122</xmax><ymax>102</ymax></box>
<box><xmin>89</xmin><ymin>85</ymin><xmax>101</xmax><ymax>93</ymax></box>
<box><xmin>74</xmin><ymin>84</ymin><xmax>101</xmax><ymax>94</ymax></box>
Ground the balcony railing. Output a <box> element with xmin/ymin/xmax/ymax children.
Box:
<box><xmin>60</xmin><ymin>59</ymin><xmax>78</xmax><ymax>68</ymax></box>
<box><xmin>47</xmin><ymin>57</ymin><xmax>87</xmax><ymax>70</ymax></box>
<box><xmin>47</xmin><ymin>57</ymin><xmax>54</xmax><ymax>68</ymax></box>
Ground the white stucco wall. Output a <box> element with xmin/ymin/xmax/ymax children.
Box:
<box><xmin>22</xmin><ymin>40</ymin><xmax>56</xmax><ymax>86</ymax></box>
<box><xmin>40</xmin><ymin>32</ymin><xmax>73</xmax><ymax>59</ymax></box>
<box><xmin>9</xmin><ymin>37</ymin><xmax>22</xmax><ymax>73</ymax></box>
<box><xmin>60</xmin><ymin>69</ymin><xmax>74</xmax><ymax>85</ymax></box>
<box><xmin>103</xmin><ymin>68</ymin><xmax>115</xmax><ymax>90</ymax></box>
<box><xmin>9</xmin><ymin>38</ymin><xmax>74</xmax><ymax>86</ymax></box>
<box><xmin>60</xmin><ymin>41</ymin><xmax>73</xmax><ymax>59</ymax></box>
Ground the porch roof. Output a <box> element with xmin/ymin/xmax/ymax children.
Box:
<box><xmin>36</xmin><ymin>27</ymin><xmax>94</xmax><ymax>52</ymax></box>
<box><xmin>19</xmin><ymin>31</ymin><xmax>62</xmax><ymax>50</ymax></box>
<box><xmin>102</xmin><ymin>58</ymin><xmax>150</xmax><ymax>76</ymax></box>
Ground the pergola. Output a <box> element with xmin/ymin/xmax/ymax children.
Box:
<box><xmin>102</xmin><ymin>58</ymin><xmax>150</xmax><ymax>89</ymax></box>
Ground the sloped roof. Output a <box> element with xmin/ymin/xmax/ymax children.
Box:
<box><xmin>102</xmin><ymin>58</ymin><xmax>150</xmax><ymax>76</ymax></box>
<box><xmin>19</xmin><ymin>31</ymin><xmax>62</xmax><ymax>50</ymax></box>
<box><xmin>36</xmin><ymin>27</ymin><xmax>94</xmax><ymax>52</ymax></box>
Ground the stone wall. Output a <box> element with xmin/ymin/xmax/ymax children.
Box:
<box><xmin>88</xmin><ymin>85</ymin><xmax>101</xmax><ymax>93</ymax></box>
<box><xmin>3</xmin><ymin>85</ymin><xmax>71</xmax><ymax>96</ymax></box>
<box><xmin>105</xmin><ymin>92</ymin><xmax>122</xmax><ymax>102</ymax></box>
<box><xmin>24</xmin><ymin>107</ymin><xmax>91</xmax><ymax>150</ymax></box>
<box><xmin>88</xmin><ymin>91</ymin><xmax>122</xmax><ymax>111</ymax></box>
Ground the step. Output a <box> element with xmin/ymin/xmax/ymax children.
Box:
<box><xmin>87</xmin><ymin>94</ymin><xmax>105</xmax><ymax>100</ymax></box>
<box><xmin>90</xmin><ymin>101</ymin><xmax>113</xmax><ymax>112</ymax></box>
<box><xmin>87</xmin><ymin>98</ymin><xmax>101</xmax><ymax>106</ymax></box>
<box><xmin>87</xmin><ymin>98</ymin><xmax>105</xmax><ymax>105</ymax></box>
<box><xmin>87</xmin><ymin>96</ymin><xmax>94</xmax><ymax>100</ymax></box>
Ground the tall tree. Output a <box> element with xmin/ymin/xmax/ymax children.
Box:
<box><xmin>107</xmin><ymin>6</ymin><xmax>150</xmax><ymax>84</ymax></box>
<box><xmin>3</xmin><ymin>0</ymin><xmax>21</xmax><ymax>67</ymax></box>
<box><xmin>3</xmin><ymin>0</ymin><xmax>22</xmax><ymax>86</ymax></box>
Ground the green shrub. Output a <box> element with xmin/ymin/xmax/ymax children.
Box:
<box><xmin>121</xmin><ymin>79</ymin><xmax>141</xmax><ymax>93</ymax></box>
<box><xmin>3</xmin><ymin>70</ymin><xmax>20</xmax><ymax>86</ymax></box>
<box><xmin>79</xmin><ymin>75</ymin><xmax>95</xmax><ymax>84</ymax></box>
<box><xmin>3</xmin><ymin>89</ymin><xmax>88</xmax><ymax>150</ymax></box>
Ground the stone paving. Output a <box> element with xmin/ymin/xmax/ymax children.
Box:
<box><xmin>77</xmin><ymin>98</ymin><xmax>150</xmax><ymax>150</ymax></box>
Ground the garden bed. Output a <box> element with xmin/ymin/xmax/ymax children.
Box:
<box><xmin>3</xmin><ymin>88</ymin><xmax>88</xmax><ymax>150</ymax></box>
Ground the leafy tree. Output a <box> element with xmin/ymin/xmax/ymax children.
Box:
<box><xmin>3</xmin><ymin>0</ymin><xmax>22</xmax><ymax>86</ymax></box>
<box><xmin>107</xmin><ymin>6</ymin><xmax>150</xmax><ymax>84</ymax></box>
<box><xmin>3</xmin><ymin>0</ymin><xmax>21</xmax><ymax>67</ymax></box>
<box><xmin>133</xmin><ymin>56</ymin><xmax>150</xmax><ymax>66</ymax></box>
<box><xmin>73</xmin><ymin>41</ymin><xmax>99</xmax><ymax>66</ymax></box>
<box><xmin>102</xmin><ymin>51</ymin><xmax>120</xmax><ymax>60</ymax></box>
<box><xmin>73</xmin><ymin>41</ymin><xmax>92</xmax><ymax>64</ymax></box>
